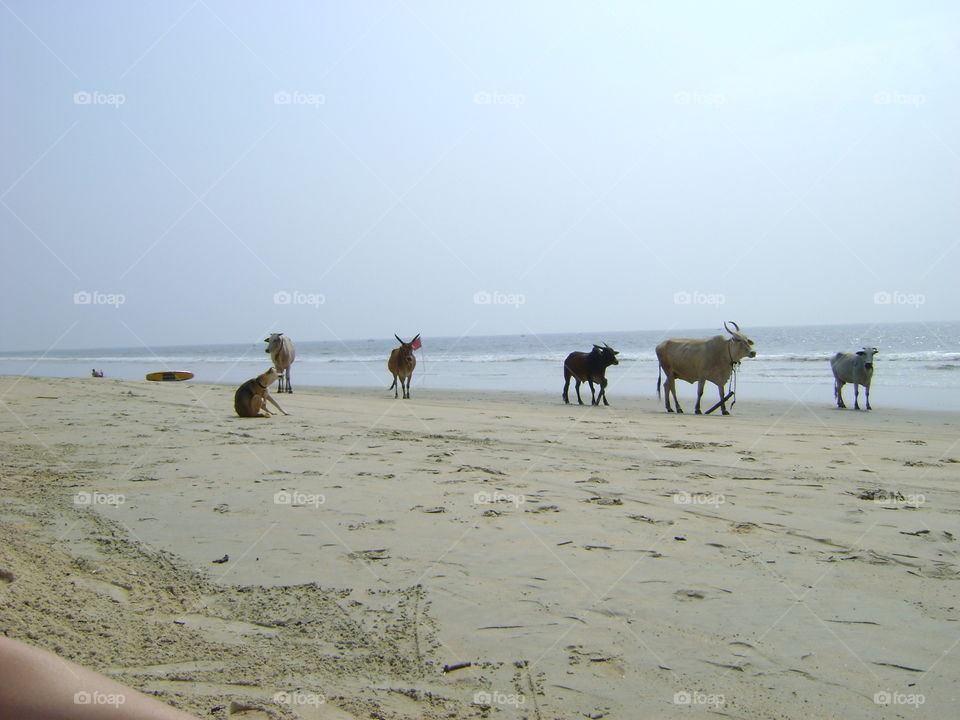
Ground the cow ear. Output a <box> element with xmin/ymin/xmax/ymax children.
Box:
<box><xmin>856</xmin><ymin>350</ymin><xmax>865</xmax><ymax>356</ymax></box>
<box><xmin>873</xmin><ymin>348</ymin><xmax>879</xmax><ymax>354</ymax></box>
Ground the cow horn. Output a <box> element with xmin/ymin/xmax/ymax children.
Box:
<box><xmin>724</xmin><ymin>321</ymin><xmax>740</xmax><ymax>335</ymax></box>
<box><xmin>395</xmin><ymin>334</ymin><xmax>403</xmax><ymax>344</ymax></box>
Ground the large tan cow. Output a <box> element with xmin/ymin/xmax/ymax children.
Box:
<box><xmin>656</xmin><ymin>322</ymin><xmax>756</xmax><ymax>415</ymax></box>
<box><xmin>831</xmin><ymin>347</ymin><xmax>878</xmax><ymax>410</ymax></box>
<box><xmin>388</xmin><ymin>333</ymin><xmax>419</xmax><ymax>399</ymax></box>
<box><xmin>264</xmin><ymin>333</ymin><xmax>296</xmax><ymax>393</ymax></box>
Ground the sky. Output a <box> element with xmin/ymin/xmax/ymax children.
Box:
<box><xmin>1</xmin><ymin>1</ymin><xmax>958</xmax><ymax>351</ymax></box>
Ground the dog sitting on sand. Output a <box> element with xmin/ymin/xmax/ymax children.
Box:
<box><xmin>234</xmin><ymin>368</ymin><xmax>288</xmax><ymax>417</ymax></box>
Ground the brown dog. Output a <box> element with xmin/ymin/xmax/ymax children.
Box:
<box><xmin>234</xmin><ymin>367</ymin><xmax>288</xmax><ymax>417</ymax></box>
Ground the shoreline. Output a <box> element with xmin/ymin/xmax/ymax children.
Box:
<box><xmin>2</xmin><ymin>375</ymin><xmax>959</xmax><ymax>718</ymax></box>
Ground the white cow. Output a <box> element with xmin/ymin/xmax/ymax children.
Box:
<box><xmin>264</xmin><ymin>333</ymin><xmax>296</xmax><ymax>393</ymax></box>
<box><xmin>831</xmin><ymin>347</ymin><xmax>877</xmax><ymax>410</ymax></box>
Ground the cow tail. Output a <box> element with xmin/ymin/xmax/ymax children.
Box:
<box><xmin>656</xmin><ymin>363</ymin><xmax>662</xmax><ymax>399</ymax></box>
<box><xmin>388</xmin><ymin>377</ymin><xmax>397</xmax><ymax>390</ymax></box>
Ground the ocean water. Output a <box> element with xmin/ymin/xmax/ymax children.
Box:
<box><xmin>2</xmin><ymin>322</ymin><xmax>959</xmax><ymax>411</ymax></box>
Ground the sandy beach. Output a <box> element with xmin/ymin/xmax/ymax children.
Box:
<box><xmin>1</xmin><ymin>374</ymin><xmax>958</xmax><ymax>719</ymax></box>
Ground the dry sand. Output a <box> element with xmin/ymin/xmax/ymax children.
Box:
<box><xmin>1</xmin><ymin>375</ymin><xmax>959</xmax><ymax>719</ymax></box>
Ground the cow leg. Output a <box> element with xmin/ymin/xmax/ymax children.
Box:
<box><xmin>853</xmin><ymin>384</ymin><xmax>860</xmax><ymax>410</ymax></box>
<box><xmin>562</xmin><ymin>376</ymin><xmax>571</xmax><ymax>404</ymax></box>
<box><xmin>694</xmin><ymin>380</ymin><xmax>705</xmax><ymax>414</ymax></box>
<box><xmin>836</xmin><ymin>381</ymin><xmax>846</xmax><ymax>408</ymax></box>
<box><xmin>718</xmin><ymin>383</ymin><xmax>730</xmax><ymax>415</ymax></box>
<box><xmin>405</xmin><ymin>377</ymin><xmax>411</xmax><ymax>399</ymax></box>
<box><xmin>865</xmin><ymin>384</ymin><xmax>871</xmax><ymax>410</ymax></box>
<box><xmin>286</xmin><ymin>368</ymin><xmax>292</xmax><ymax>394</ymax></box>
<box><xmin>394</xmin><ymin>375</ymin><xmax>399</xmax><ymax>399</ymax></box>
<box><xmin>671</xmin><ymin>378</ymin><xmax>683</xmax><ymax>414</ymax></box>
<box><xmin>588</xmin><ymin>381</ymin><xmax>597</xmax><ymax>405</ymax></box>
<box><xmin>599</xmin><ymin>377</ymin><xmax>609</xmax><ymax>406</ymax></box>
<box><xmin>663</xmin><ymin>376</ymin><xmax>674</xmax><ymax>412</ymax></box>
<box><xmin>575</xmin><ymin>380</ymin><xmax>584</xmax><ymax>405</ymax></box>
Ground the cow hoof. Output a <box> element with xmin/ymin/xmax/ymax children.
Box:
<box><xmin>722</xmin><ymin>410</ymin><xmax>730</xmax><ymax>416</ymax></box>
<box><xmin>666</xmin><ymin>408</ymin><xmax>673</xmax><ymax>413</ymax></box>
<box><xmin>676</xmin><ymin>408</ymin><xmax>684</xmax><ymax>414</ymax></box>
<box><xmin>694</xmin><ymin>409</ymin><xmax>702</xmax><ymax>415</ymax></box>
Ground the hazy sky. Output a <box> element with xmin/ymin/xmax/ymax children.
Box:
<box><xmin>2</xmin><ymin>1</ymin><xmax>958</xmax><ymax>351</ymax></box>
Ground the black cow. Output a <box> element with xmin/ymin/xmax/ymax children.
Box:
<box><xmin>562</xmin><ymin>344</ymin><xmax>620</xmax><ymax>405</ymax></box>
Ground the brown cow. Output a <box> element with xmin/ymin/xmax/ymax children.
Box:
<box><xmin>388</xmin><ymin>333</ymin><xmax>419</xmax><ymax>399</ymax></box>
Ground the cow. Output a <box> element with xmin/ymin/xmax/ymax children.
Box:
<box><xmin>562</xmin><ymin>344</ymin><xmax>620</xmax><ymax>406</ymax></box>
<box><xmin>656</xmin><ymin>321</ymin><xmax>756</xmax><ymax>415</ymax></box>
<box><xmin>831</xmin><ymin>347</ymin><xmax>878</xmax><ymax>410</ymax></box>
<box><xmin>264</xmin><ymin>333</ymin><xmax>296</xmax><ymax>393</ymax></box>
<box><xmin>388</xmin><ymin>333</ymin><xmax>419</xmax><ymax>399</ymax></box>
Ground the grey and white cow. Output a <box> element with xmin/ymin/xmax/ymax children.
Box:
<box><xmin>830</xmin><ymin>347</ymin><xmax>877</xmax><ymax>410</ymax></box>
